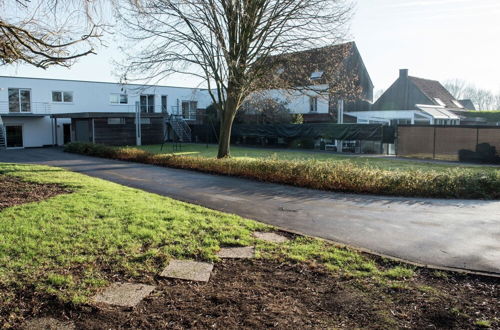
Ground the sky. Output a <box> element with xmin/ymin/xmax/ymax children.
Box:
<box><xmin>2</xmin><ymin>0</ymin><xmax>500</xmax><ymax>94</ymax></box>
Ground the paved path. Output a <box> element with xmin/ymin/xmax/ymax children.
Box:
<box><xmin>1</xmin><ymin>148</ymin><xmax>499</xmax><ymax>275</ymax></box>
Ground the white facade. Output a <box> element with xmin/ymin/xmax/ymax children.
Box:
<box><xmin>0</xmin><ymin>76</ymin><xmax>212</xmax><ymax>148</ymax></box>
<box><xmin>250</xmin><ymin>85</ymin><xmax>330</xmax><ymax>114</ymax></box>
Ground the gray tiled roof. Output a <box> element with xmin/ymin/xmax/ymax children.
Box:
<box><xmin>409</xmin><ymin>76</ymin><xmax>462</xmax><ymax>109</ymax></box>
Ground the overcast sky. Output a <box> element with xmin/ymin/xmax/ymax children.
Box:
<box><xmin>2</xmin><ymin>0</ymin><xmax>500</xmax><ymax>94</ymax></box>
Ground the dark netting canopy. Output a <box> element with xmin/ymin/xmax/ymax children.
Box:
<box><xmin>232</xmin><ymin>123</ymin><xmax>395</xmax><ymax>143</ymax></box>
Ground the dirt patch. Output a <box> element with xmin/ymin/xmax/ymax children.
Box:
<box><xmin>0</xmin><ymin>175</ymin><xmax>70</xmax><ymax>210</ymax></box>
<box><xmin>4</xmin><ymin>260</ymin><xmax>498</xmax><ymax>329</ymax></box>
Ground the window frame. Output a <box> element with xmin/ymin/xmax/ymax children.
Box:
<box><xmin>110</xmin><ymin>93</ymin><xmax>128</xmax><ymax>105</ymax></box>
<box><xmin>309</xmin><ymin>96</ymin><xmax>318</xmax><ymax>112</ymax></box>
<box><xmin>52</xmin><ymin>91</ymin><xmax>73</xmax><ymax>104</ymax></box>
<box><xmin>8</xmin><ymin>88</ymin><xmax>31</xmax><ymax>113</ymax></box>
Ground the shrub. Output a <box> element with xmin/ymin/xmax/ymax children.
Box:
<box><xmin>64</xmin><ymin>143</ymin><xmax>500</xmax><ymax>199</ymax></box>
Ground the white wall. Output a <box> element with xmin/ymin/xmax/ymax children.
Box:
<box><xmin>250</xmin><ymin>85</ymin><xmax>330</xmax><ymax>114</ymax></box>
<box><xmin>0</xmin><ymin>76</ymin><xmax>214</xmax><ymax>147</ymax></box>
<box><xmin>2</xmin><ymin>116</ymin><xmax>54</xmax><ymax>147</ymax></box>
<box><xmin>0</xmin><ymin>76</ymin><xmax>213</xmax><ymax>115</ymax></box>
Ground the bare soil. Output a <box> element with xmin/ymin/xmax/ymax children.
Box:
<box><xmin>3</xmin><ymin>260</ymin><xmax>498</xmax><ymax>329</ymax></box>
<box><xmin>0</xmin><ymin>175</ymin><xmax>69</xmax><ymax>210</ymax></box>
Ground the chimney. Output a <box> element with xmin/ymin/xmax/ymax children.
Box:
<box><xmin>399</xmin><ymin>69</ymin><xmax>409</xmax><ymax>79</ymax></box>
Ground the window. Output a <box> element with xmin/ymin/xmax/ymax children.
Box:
<box><xmin>161</xmin><ymin>95</ymin><xmax>168</xmax><ymax>113</ymax></box>
<box><xmin>8</xmin><ymin>88</ymin><xmax>31</xmax><ymax>112</ymax></box>
<box><xmin>140</xmin><ymin>94</ymin><xmax>155</xmax><ymax>113</ymax></box>
<box><xmin>52</xmin><ymin>91</ymin><xmax>73</xmax><ymax>103</ymax></box>
<box><xmin>110</xmin><ymin>93</ymin><xmax>128</xmax><ymax>104</ymax></box>
<box><xmin>434</xmin><ymin>98</ymin><xmax>446</xmax><ymax>107</ymax></box>
<box><xmin>181</xmin><ymin>101</ymin><xmax>198</xmax><ymax>120</ymax></box>
<box><xmin>310</xmin><ymin>71</ymin><xmax>324</xmax><ymax>80</ymax></box>
<box><xmin>107</xmin><ymin>118</ymin><xmax>126</xmax><ymax>125</ymax></box>
<box><xmin>309</xmin><ymin>96</ymin><xmax>318</xmax><ymax>112</ymax></box>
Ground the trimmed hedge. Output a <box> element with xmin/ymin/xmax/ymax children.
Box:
<box><xmin>65</xmin><ymin>143</ymin><xmax>500</xmax><ymax>199</ymax></box>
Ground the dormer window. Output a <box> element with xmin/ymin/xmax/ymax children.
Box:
<box><xmin>434</xmin><ymin>98</ymin><xmax>446</xmax><ymax>107</ymax></box>
<box><xmin>310</xmin><ymin>71</ymin><xmax>324</xmax><ymax>80</ymax></box>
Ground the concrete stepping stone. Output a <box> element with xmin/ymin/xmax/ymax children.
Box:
<box><xmin>92</xmin><ymin>282</ymin><xmax>155</xmax><ymax>308</ymax></box>
<box><xmin>217</xmin><ymin>246</ymin><xmax>255</xmax><ymax>259</ymax></box>
<box><xmin>23</xmin><ymin>317</ymin><xmax>75</xmax><ymax>330</ymax></box>
<box><xmin>253</xmin><ymin>231</ymin><xmax>290</xmax><ymax>243</ymax></box>
<box><xmin>160</xmin><ymin>260</ymin><xmax>213</xmax><ymax>282</ymax></box>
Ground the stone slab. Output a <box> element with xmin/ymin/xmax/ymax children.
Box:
<box><xmin>92</xmin><ymin>282</ymin><xmax>155</xmax><ymax>308</ymax></box>
<box><xmin>160</xmin><ymin>260</ymin><xmax>214</xmax><ymax>282</ymax></box>
<box><xmin>217</xmin><ymin>246</ymin><xmax>255</xmax><ymax>259</ymax></box>
<box><xmin>253</xmin><ymin>231</ymin><xmax>290</xmax><ymax>243</ymax></box>
<box><xmin>23</xmin><ymin>317</ymin><xmax>75</xmax><ymax>330</ymax></box>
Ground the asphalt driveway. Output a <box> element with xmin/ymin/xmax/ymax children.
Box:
<box><xmin>1</xmin><ymin>148</ymin><xmax>499</xmax><ymax>275</ymax></box>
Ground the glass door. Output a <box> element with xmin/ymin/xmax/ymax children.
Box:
<box><xmin>6</xmin><ymin>125</ymin><xmax>23</xmax><ymax>148</ymax></box>
<box><xmin>140</xmin><ymin>94</ymin><xmax>155</xmax><ymax>113</ymax></box>
<box><xmin>8</xmin><ymin>88</ymin><xmax>31</xmax><ymax>113</ymax></box>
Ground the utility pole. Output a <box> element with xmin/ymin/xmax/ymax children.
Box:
<box><xmin>336</xmin><ymin>99</ymin><xmax>344</xmax><ymax>152</ymax></box>
<box><xmin>135</xmin><ymin>101</ymin><xmax>142</xmax><ymax>146</ymax></box>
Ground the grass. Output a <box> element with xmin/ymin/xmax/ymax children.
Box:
<box><xmin>138</xmin><ymin>143</ymin><xmax>498</xmax><ymax>172</ymax></box>
<box><xmin>0</xmin><ymin>163</ymin><xmax>411</xmax><ymax>305</ymax></box>
<box><xmin>65</xmin><ymin>143</ymin><xmax>500</xmax><ymax>199</ymax></box>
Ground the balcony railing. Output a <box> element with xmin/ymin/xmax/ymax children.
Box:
<box><xmin>0</xmin><ymin>102</ymin><xmax>199</xmax><ymax>121</ymax></box>
<box><xmin>0</xmin><ymin>101</ymin><xmax>51</xmax><ymax>115</ymax></box>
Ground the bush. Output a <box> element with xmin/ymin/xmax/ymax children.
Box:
<box><xmin>64</xmin><ymin>143</ymin><xmax>500</xmax><ymax>199</ymax></box>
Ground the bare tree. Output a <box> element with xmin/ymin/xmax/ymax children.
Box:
<box><xmin>443</xmin><ymin>79</ymin><xmax>469</xmax><ymax>100</ymax></box>
<box><xmin>444</xmin><ymin>79</ymin><xmax>499</xmax><ymax>110</ymax></box>
<box><xmin>117</xmin><ymin>0</ymin><xmax>353</xmax><ymax>158</ymax></box>
<box><xmin>0</xmin><ymin>0</ymin><xmax>107</xmax><ymax>68</ymax></box>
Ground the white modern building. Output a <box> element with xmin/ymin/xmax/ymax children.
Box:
<box><xmin>0</xmin><ymin>76</ymin><xmax>212</xmax><ymax>148</ymax></box>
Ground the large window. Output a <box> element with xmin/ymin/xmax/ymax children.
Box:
<box><xmin>52</xmin><ymin>91</ymin><xmax>73</xmax><ymax>103</ymax></box>
<box><xmin>110</xmin><ymin>93</ymin><xmax>128</xmax><ymax>104</ymax></box>
<box><xmin>8</xmin><ymin>88</ymin><xmax>31</xmax><ymax>113</ymax></box>
<box><xmin>140</xmin><ymin>94</ymin><xmax>155</xmax><ymax>113</ymax></box>
<box><xmin>181</xmin><ymin>101</ymin><xmax>197</xmax><ymax>120</ymax></box>
<box><xmin>309</xmin><ymin>96</ymin><xmax>318</xmax><ymax>112</ymax></box>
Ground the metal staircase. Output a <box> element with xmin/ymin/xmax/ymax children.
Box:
<box><xmin>167</xmin><ymin>114</ymin><xmax>192</xmax><ymax>142</ymax></box>
<box><xmin>0</xmin><ymin>115</ymin><xmax>6</xmax><ymax>149</ymax></box>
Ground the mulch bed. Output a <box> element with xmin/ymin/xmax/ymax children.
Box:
<box><xmin>0</xmin><ymin>175</ymin><xmax>70</xmax><ymax>210</ymax></box>
<box><xmin>4</xmin><ymin>260</ymin><xmax>498</xmax><ymax>329</ymax></box>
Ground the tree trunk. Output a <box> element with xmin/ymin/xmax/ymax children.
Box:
<box><xmin>217</xmin><ymin>93</ymin><xmax>238</xmax><ymax>158</ymax></box>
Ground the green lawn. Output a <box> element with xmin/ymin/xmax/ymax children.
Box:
<box><xmin>0</xmin><ymin>163</ymin><xmax>407</xmax><ymax>305</ymax></box>
<box><xmin>138</xmin><ymin>143</ymin><xmax>498</xmax><ymax>172</ymax></box>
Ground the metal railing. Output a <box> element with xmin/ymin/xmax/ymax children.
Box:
<box><xmin>167</xmin><ymin>114</ymin><xmax>192</xmax><ymax>142</ymax></box>
<box><xmin>0</xmin><ymin>101</ymin><xmax>51</xmax><ymax>115</ymax></box>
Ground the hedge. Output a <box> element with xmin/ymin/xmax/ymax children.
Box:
<box><xmin>65</xmin><ymin>143</ymin><xmax>500</xmax><ymax>199</ymax></box>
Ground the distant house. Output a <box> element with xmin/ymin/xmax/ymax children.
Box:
<box><xmin>250</xmin><ymin>42</ymin><xmax>373</xmax><ymax>123</ymax></box>
<box><xmin>348</xmin><ymin>69</ymin><xmax>462</xmax><ymax>126</ymax></box>
<box><xmin>372</xmin><ymin>69</ymin><xmax>465</xmax><ymax>111</ymax></box>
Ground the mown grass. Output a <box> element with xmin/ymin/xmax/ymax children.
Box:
<box><xmin>0</xmin><ymin>163</ymin><xmax>412</xmax><ymax>305</ymax></box>
<box><xmin>139</xmin><ymin>143</ymin><xmax>498</xmax><ymax>172</ymax></box>
<box><xmin>65</xmin><ymin>143</ymin><xmax>500</xmax><ymax>199</ymax></box>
